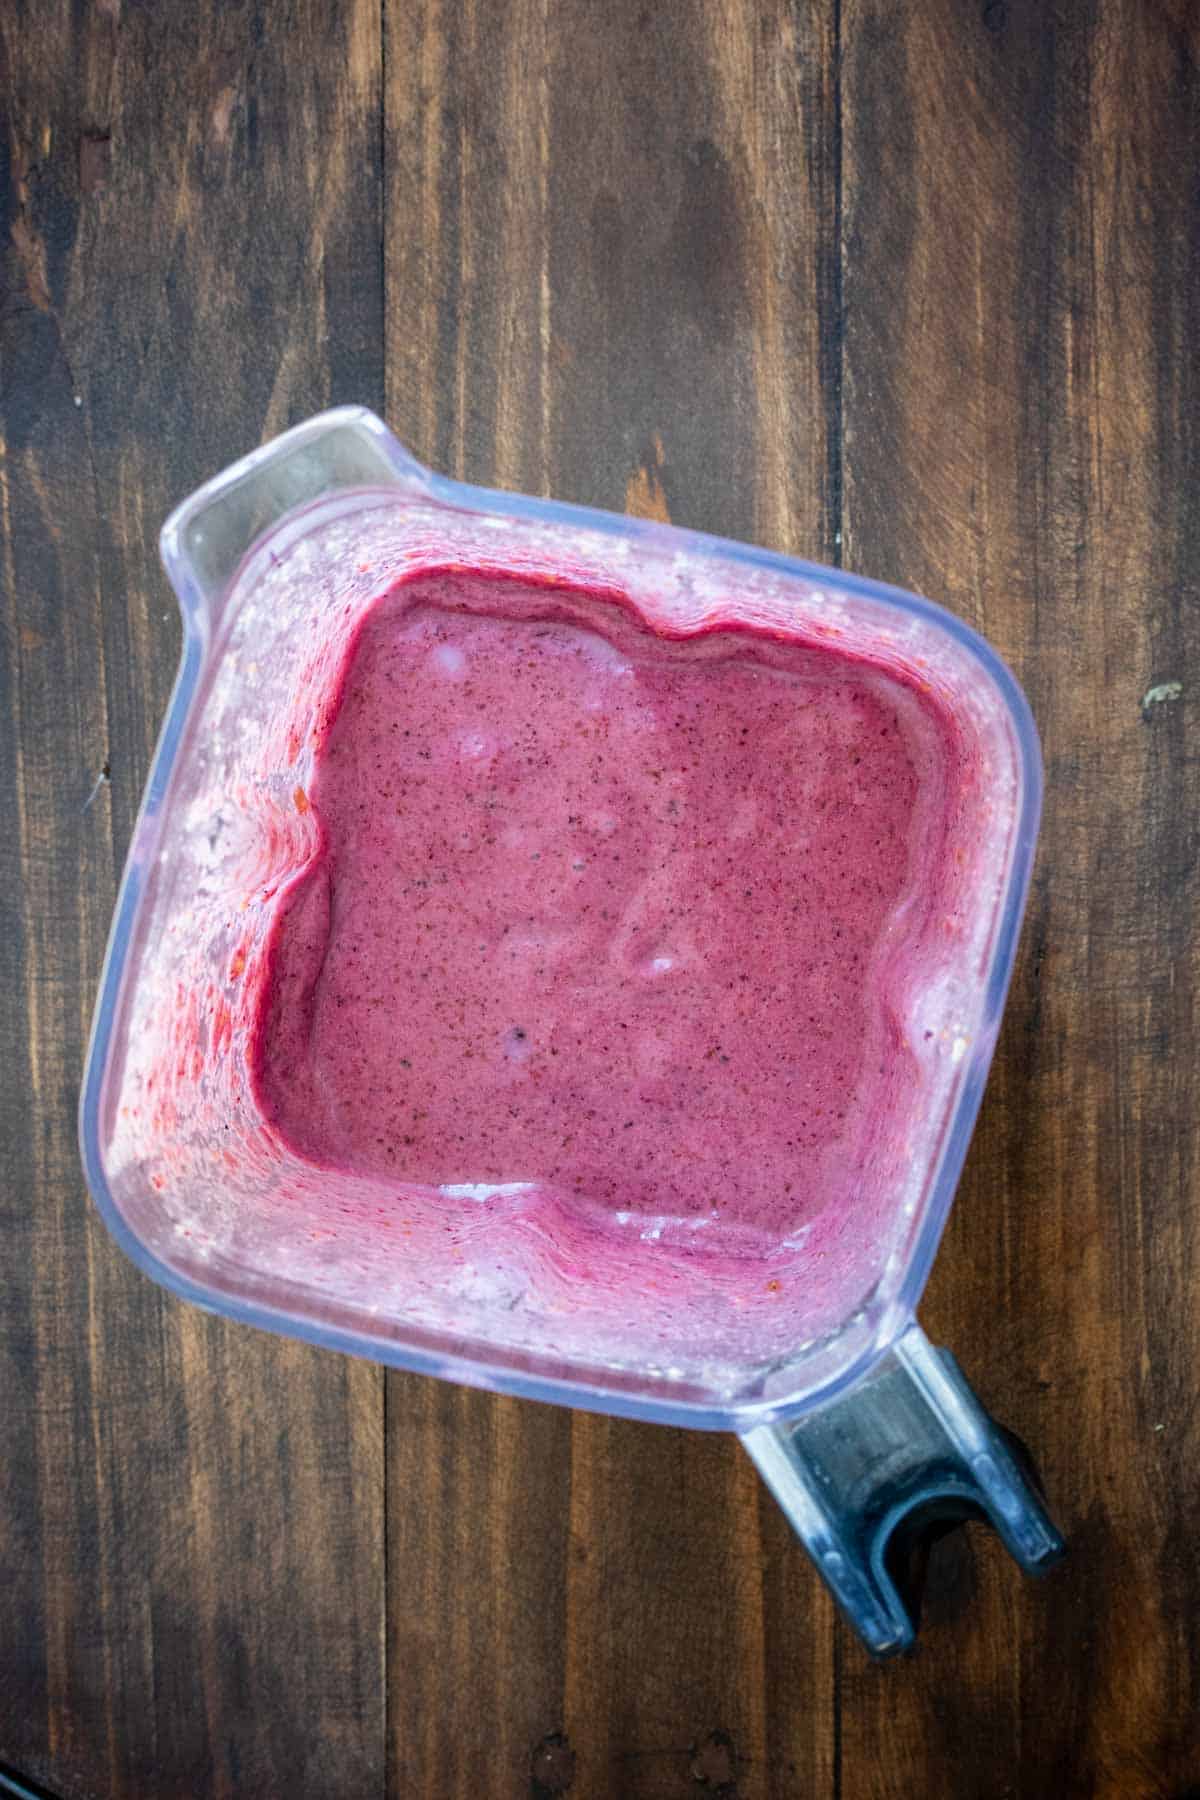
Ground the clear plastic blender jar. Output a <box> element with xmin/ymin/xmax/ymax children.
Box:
<box><xmin>80</xmin><ymin>408</ymin><xmax>1062</xmax><ymax>1654</ymax></box>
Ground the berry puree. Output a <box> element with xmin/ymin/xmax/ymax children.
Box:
<box><xmin>251</xmin><ymin>568</ymin><xmax>958</xmax><ymax>1258</ymax></box>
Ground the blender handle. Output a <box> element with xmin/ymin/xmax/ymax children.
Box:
<box><xmin>740</xmin><ymin>1323</ymin><xmax>1063</xmax><ymax>1656</ymax></box>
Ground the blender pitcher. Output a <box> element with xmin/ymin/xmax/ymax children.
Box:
<box><xmin>80</xmin><ymin>407</ymin><xmax>1063</xmax><ymax>1656</ymax></box>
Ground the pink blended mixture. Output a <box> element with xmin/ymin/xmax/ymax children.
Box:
<box><xmin>251</xmin><ymin>570</ymin><xmax>957</xmax><ymax>1258</ymax></box>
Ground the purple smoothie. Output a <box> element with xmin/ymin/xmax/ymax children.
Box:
<box><xmin>252</xmin><ymin>568</ymin><xmax>957</xmax><ymax>1258</ymax></box>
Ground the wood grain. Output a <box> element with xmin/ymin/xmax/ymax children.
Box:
<box><xmin>384</xmin><ymin>5</ymin><xmax>841</xmax><ymax>1796</ymax></box>
<box><xmin>2</xmin><ymin>0</ymin><xmax>1199</xmax><ymax>1795</ymax></box>
<box><xmin>838</xmin><ymin>2</ymin><xmax>1200</xmax><ymax>1795</ymax></box>
<box><xmin>0</xmin><ymin>4</ymin><xmax>386</xmax><ymax>1797</ymax></box>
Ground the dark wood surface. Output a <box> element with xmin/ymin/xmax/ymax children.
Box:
<box><xmin>1</xmin><ymin>2</ymin><xmax>1197</xmax><ymax>1795</ymax></box>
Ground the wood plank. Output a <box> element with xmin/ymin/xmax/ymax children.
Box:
<box><xmin>384</xmin><ymin>3</ymin><xmax>840</xmax><ymax>1795</ymax></box>
<box><xmin>0</xmin><ymin>4</ymin><xmax>387</xmax><ymax>1795</ymax></box>
<box><xmin>384</xmin><ymin>9</ymin><xmax>575</xmax><ymax>1796</ymax></box>
<box><xmin>839</xmin><ymin>1</ymin><xmax>1200</xmax><ymax>1794</ymax></box>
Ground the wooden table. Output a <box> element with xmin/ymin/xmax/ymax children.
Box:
<box><xmin>2</xmin><ymin>3</ymin><xmax>1197</xmax><ymax>1795</ymax></box>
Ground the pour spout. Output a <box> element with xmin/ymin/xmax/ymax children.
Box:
<box><xmin>159</xmin><ymin>407</ymin><xmax>428</xmax><ymax>631</ymax></box>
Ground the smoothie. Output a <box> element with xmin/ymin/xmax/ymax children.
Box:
<box><xmin>251</xmin><ymin>568</ymin><xmax>957</xmax><ymax>1258</ymax></box>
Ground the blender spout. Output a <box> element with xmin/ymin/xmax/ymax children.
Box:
<box><xmin>158</xmin><ymin>406</ymin><xmax>429</xmax><ymax>632</ymax></box>
<box><xmin>740</xmin><ymin>1323</ymin><xmax>1064</xmax><ymax>1656</ymax></box>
